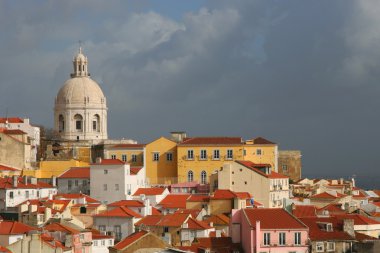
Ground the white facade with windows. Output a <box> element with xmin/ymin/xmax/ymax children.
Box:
<box><xmin>54</xmin><ymin>47</ymin><xmax>107</xmax><ymax>143</ymax></box>
<box><xmin>90</xmin><ymin>159</ymin><xmax>146</xmax><ymax>204</ymax></box>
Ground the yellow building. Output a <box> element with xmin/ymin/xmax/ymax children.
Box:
<box><xmin>104</xmin><ymin>144</ymin><xmax>145</xmax><ymax>167</ymax></box>
<box><xmin>22</xmin><ymin>159</ymin><xmax>89</xmax><ymax>178</ymax></box>
<box><xmin>243</xmin><ymin>137</ymin><xmax>278</xmax><ymax>172</ymax></box>
<box><xmin>177</xmin><ymin>137</ymin><xmax>244</xmax><ymax>184</ymax></box>
<box><xmin>145</xmin><ymin>137</ymin><xmax>177</xmax><ymax>185</ymax></box>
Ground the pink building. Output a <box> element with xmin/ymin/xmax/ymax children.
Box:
<box><xmin>231</xmin><ymin>208</ymin><xmax>309</xmax><ymax>253</ymax></box>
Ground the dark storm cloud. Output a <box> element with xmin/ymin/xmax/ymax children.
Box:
<box><xmin>0</xmin><ymin>1</ymin><xmax>379</xmax><ymax>187</ymax></box>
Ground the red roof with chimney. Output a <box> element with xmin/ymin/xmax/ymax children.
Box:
<box><xmin>113</xmin><ymin>230</ymin><xmax>148</xmax><ymax>250</ymax></box>
<box><xmin>133</xmin><ymin>187</ymin><xmax>167</xmax><ymax>196</ymax></box>
<box><xmin>0</xmin><ymin>177</ymin><xmax>54</xmax><ymax>189</ymax></box>
<box><xmin>300</xmin><ymin>217</ymin><xmax>354</xmax><ymax>241</ymax></box>
<box><xmin>0</xmin><ymin>221</ymin><xmax>35</xmax><ymax>235</ymax></box>
<box><xmin>158</xmin><ymin>194</ymin><xmax>190</xmax><ymax>209</ymax></box>
<box><xmin>59</xmin><ymin>167</ymin><xmax>90</xmax><ymax>179</ymax></box>
<box><xmin>243</xmin><ymin>208</ymin><xmax>308</xmax><ymax>229</ymax></box>
<box><xmin>179</xmin><ymin>137</ymin><xmax>242</xmax><ymax>145</ymax></box>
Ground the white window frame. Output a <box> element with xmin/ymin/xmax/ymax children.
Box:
<box><xmin>294</xmin><ymin>232</ymin><xmax>301</xmax><ymax>245</ymax></box>
<box><xmin>122</xmin><ymin>154</ymin><xmax>127</xmax><ymax>162</ymax></box>
<box><xmin>187</xmin><ymin>150</ymin><xmax>194</xmax><ymax>160</ymax></box>
<box><xmin>316</xmin><ymin>242</ymin><xmax>324</xmax><ymax>252</ymax></box>
<box><xmin>132</xmin><ymin>154</ymin><xmax>137</xmax><ymax>162</ymax></box>
<box><xmin>227</xmin><ymin>149</ymin><xmax>233</xmax><ymax>160</ymax></box>
<box><xmin>188</xmin><ymin>170</ymin><xmax>194</xmax><ymax>182</ymax></box>
<box><xmin>153</xmin><ymin>152</ymin><xmax>159</xmax><ymax>161</ymax></box>
<box><xmin>213</xmin><ymin>150</ymin><xmax>220</xmax><ymax>160</ymax></box>
<box><xmin>256</xmin><ymin>149</ymin><xmax>262</xmax><ymax>155</ymax></box>
<box><xmin>327</xmin><ymin>242</ymin><xmax>335</xmax><ymax>252</ymax></box>
<box><xmin>200</xmin><ymin>149</ymin><xmax>207</xmax><ymax>160</ymax></box>
<box><xmin>263</xmin><ymin>232</ymin><xmax>270</xmax><ymax>246</ymax></box>
<box><xmin>278</xmin><ymin>232</ymin><xmax>286</xmax><ymax>246</ymax></box>
<box><xmin>201</xmin><ymin>171</ymin><xmax>207</xmax><ymax>184</ymax></box>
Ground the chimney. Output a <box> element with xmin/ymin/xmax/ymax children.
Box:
<box><xmin>13</xmin><ymin>176</ymin><xmax>18</xmax><ymax>188</ymax></box>
<box><xmin>96</xmin><ymin>157</ymin><xmax>102</xmax><ymax>164</ymax></box>
<box><xmin>44</xmin><ymin>207</ymin><xmax>52</xmax><ymax>222</ymax></box>
<box><xmin>170</xmin><ymin>131</ymin><xmax>187</xmax><ymax>143</ymax></box>
<box><xmin>23</xmin><ymin>175</ymin><xmax>28</xmax><ymax>185</ymax></box>
<box><xmin>30</xmin><ymin>177</ymin><xmax>37</xmax><ymax>185</ymax></box>
<box><xmin>51</xmin><ymin>176</ymin><xmax>57</xmax><ymax>187</ymax></box>
<box><xmin>28</xmin><ymin>204</ymin><xmax>37</xmax><ymax>213</ymax></box>
<box><xmin>343</xmin><ymin>219</ymin><xmax>355</xmax><ymax>237</ymax></box>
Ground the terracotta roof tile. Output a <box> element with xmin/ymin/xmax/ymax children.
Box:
<box><xmin>133</xmin><ymin>187</ymin><xmax>167</xmax><ymax>196</ymax></box>
<box><xmin>151</xmin><ymin>207</ymin><xmax>162</xmax><ymax>215</ymax></box>
<box><xmin>250</xmin><ymin>137</ymin><xmax>276</xmax><ymax>145</ymax></box>
<box><xmin>94</xmin><ymin>206</ymin><xmax>142</xmax><ymax>218</ymax></box>
<box><xmin>108</xmin><ymin>200</ymin><xmax>145</xmax><ymax>208</ymax></box>
<box><xmin>212</xmin><ymin>189</ymin><xmax>251</xmax><ymax>200</ymax></box>
<box><xmin>180</xmin><ymin>137</ymin><xmax>242</xmax><ymax>145</ymax></box>
<box><xmin>0</xmin><ymin>117</ymin><xmax>24</xmax><ymax>123</ymax></box>
<box><xmin>158</xmin><ymin>194</ymin><xmax>190</xmax><ymax>209</ymax></box>
<box><xmin>204</xmin><ymin>214</ymin><xmax>230</xmax><ymax>225</ymax></box>
<box><xmin>136</xmin><ymin>213</ymin><xmax>190</xmax><ymax>227</ymax></box>
<box><xmin>113</xmin><ymin>231</ymin><xmax>148</xmax><ymax>250</ymax></box>
<box><xmin>91</xmin><ymin>159</ymin><xmax>125</xmax><ymax>165</ymax></box>
<box><xmin>292</xmin><ymin>205</ymin><xmax>317</xmax><ymax>218</ymax></box>
<box><xmin>0</xmin><ymin>177</ymin><xmax>54</xmax><ymax>189</ymax></box>
<box><xmin>59</xmin><ymin>167</ymin><xmax>90</xmax><ymax>179</ymax></box>
<box><xmin>186</xmin><ymin>217</ymin><xmax>212</xmax><ymax>230</ymax></box>
<box><xmin>187</xmin><ymin>195</ymin><xmax>210</xmax><ymax>202</ymax></box>
<box><xmin>334</xmin><ymin>214</ymin><xmax>380</xmax><ymax>225</ymax></box>
<box><xmin>54</xmin><ymin>193</ymin><xmax>99</xmax><ymax>203</ymax></box>
<box><xmin>130</xmin><ymin>167</ymin><xmax>142</xmax><ymax>175</ymax></box>
<box><xmin>0</xmin><ymin>129</ymin><xmax>26</xmax><ymax>135</ymax></box>
<box><xmin>311</xmin><ymin>192</ymin><xmax>346</xmax><ymax>199</ymax></box>
<box><xmin>174</xmin><ymin>209</ymin><xmax>201</xmax><ymax>219</ymax></box>
<box><xmin>244</xmin><ymin>208</ymin><xmax>308</xmax><ymax>229</ymax></box>
<box><xmin>0</xmin><ymin>164</ymin><xmax>20</xmax><ymax>171</ymax></box>
<box><xmin>0</xmin><ymin>221</ymin><xmax>35</xmax><ymax>235</ymax></box>
<box><xmin>43</xmin><ymin>223</ymin><xmax>80</xmax><ymax>234</ymax></box>
<box><xmin>300</xmin><ymin>217</ymin><xmax>354</xmax><ymax>241</ymax></box>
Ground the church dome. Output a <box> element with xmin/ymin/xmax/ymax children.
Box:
<box><xmin>55</xmin><ymin>77</ymin><xmax>106</xmax><ymax>105</ymax></box>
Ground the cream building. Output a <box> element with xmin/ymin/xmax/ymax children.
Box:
<box><xmin>54</xmin><ymin>47</ymin><xmax>107</xmax><ymax>143</ymax></box>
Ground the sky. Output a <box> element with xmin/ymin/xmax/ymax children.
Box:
<box><xmin>0</xmin><ymin>0</ymin><xmax>379</xmax><ymax>188</ymax></box>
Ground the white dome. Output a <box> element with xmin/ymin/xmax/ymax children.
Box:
<box><xmin>55</xmin><ymin>77</ymin><xmax>106</xmax><ymax>105</ymax></box>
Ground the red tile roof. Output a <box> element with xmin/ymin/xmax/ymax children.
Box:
<box><xmin>108</xmin><ymin>200</ymin><xmax>145</xmax><ymax>208</ymax></box>
<box><xmin>91</xmin><ymin>159</ymin><xmax>125</xmax><ymax>165</ymax></box>
<box><xmin>204</xmin><ymin>214</ymin><xmax>230</xmax><ymax>225</ymax></box>
<box><xmin>158</xmin><ymin>194</ymin><xmax>190</xmax><ymax>209</ymax></box>
<box><xmin>212</xmin><ymin>189</ymin><xmax>251</xmax><ymax>200</ymax></box>
<box><xmin>0</xmin><ymin>177</ymin><xmax>54</xmax><ymax>189</ymax></box>
<box><xmin>54</xmin><ymin>193</ymin><xmax>99</xmax><ymax>203</ymax></box>
<box><xmin>186</xmin><ymin>217</ymin><xmax>212</xmax><ymax>230</ymax></box>
<box><xmin>136</xmin><ymin>213</ymin><xmax>190</xmax><ymax>227</ymax></box>
<box><xmin>130</xmin><ymin>167</ymin><xmax>142</xmax><ymax>175</ymax></box>
<box><xmin>0</xmin><ymin>164</ymin><xmax>20</xmax><ymax>171</ymax></box>
<box><xmin>187</xmin><ymin>195</ymin><xmax>210</xmax><ymax>202</ymax></box>
<box><xmin>151</xmin><ymin>207</ymin><xmax>162</xmax><ymax>215</ymax></box>
<box><xmin>334</xmin><ymin>214</ymin><xmax>380</xmax><ymax>225</ymax></box>
<box><xmin>178</xmin><ymin>237</ymin><xmax>241</xmax><ymax>252</ymax></box>
<box><xmin>59</xmin><ymin>167</ymin><xmax>90</xmax><ymax>179</ymax></box>
<box><xmin>0</xmin><ymin>117</ymin><xmax>24</xmax><ymax>123</ymax></box>
<box><xmin>43</xmin><ymin>223</ymin><xmax>80</xmax><ymax>234</ymax></box>
<box><xmin>94</xmin><ymin>206</ymin><xmax>142</xmax><ymax>218</ymax></box>
<box><xmin>0</xmin><ymin>221</ymin><xmax>35</xmax><ymax>235</ymax></box>
<box><xmin>243</xmin><ymin>208</ymin><xmax>308</xmax><ymax>229</ymax></box>
<box><xmin>113</xmin><ymin>231</ymin><xmax>148</xmax><ymax>250</ymax></box>
<box><xmin>236</xmin><ymin>160</ymin><xmax>288</xmax><ymax>179</ymax></box>
<box><xmin>318</xmin><ymin>203</ymin><xmax>346</xmax><ymax>215</ymax></box>
<box><xmin>180</xmin><ymin>137</ymin><xmax>242</xmax><ymax>145</ymax></box>
<box><xmin>0</xmin><ymin>129</ymin><xmax>26</xmax><ymax>135</ymax></box>
<box><xmin>292</xmin><ymin>205</ymin><xmax>317</xmax><ymax>218</ymax></box>
<box><xmin>133</xmin><ymin>187</ymin><xmax>167</xmax><ymax>196</ymax></box>
<box><xmin>311</xmin><ymin>192</ymin><xmax>346</xmax><ymax>199</ymax></box>
<box><xmin>0</xmin><ymin>245</ymin><xmax>11</xmax><ymax>253</ymax></box>
<box><xmin>174</xmin><ymin>209</ymin><xmax>201</xmax><ymax>219</ymax></box>
<box><xmin>249</xmin><ymin>137</ymin><xmax>276</xmax><ymax>145</ymax></box>
<box><xmin>111</xmin><ymin>144</ymin><xmax>145</xmax><ymax>149</ymax></box>
<box><xmin>300</xmin><ymin>217</ymin><xmax>354</xmax><ymax>241</ymax></box>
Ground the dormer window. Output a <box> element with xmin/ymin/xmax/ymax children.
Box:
<box><xmin>326</xmin><ymin>223</ymin><xmax>333</xmax><ymax>231</ymax></box>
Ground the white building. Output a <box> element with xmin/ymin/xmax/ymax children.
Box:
<box><xmin>54</xmin><ymin>47</ymin><xmax>107</xmax><ymax>143</ymax></box>
<box><xmin>215</xmin><ymin>160</ymin><xmax>290</xmax><ymax>208</ymax></box>
<box><xmin>90</xmin><ymin>159</ymin><xmax>146</xmax><ymax>204</ymax></box>
<box><xmin>0</xmin><ymin>117</ymin><xmax>40</xmax><ymax>163</ymax></box>
<box><xmin>0</xmin><ymin>176</ymin><xmax>57</xmax><ymax>212</ymax></box>
<box><xmin>132</xmin><ymin>187</ymin><xmax>170</xmax><ymax>206</ymax></box>
<box><xmin>92</xmin><ymin>233</ymin><xmax>114</xmax><ymax>253</ymax></box>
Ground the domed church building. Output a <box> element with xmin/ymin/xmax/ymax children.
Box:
<box><xmin>54</xmin><ymin>47</ymin><xmax>107</xmax><ymax>143</ymax></box>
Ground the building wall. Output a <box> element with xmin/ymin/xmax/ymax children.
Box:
<box><xmin>109</xmin><ymin>233</ymin><xmax>168</xmax><ymax>253</ymax></box>
<box><xmin>243</xmin><ymin>143</ymin><xmax>278</xmax><ymax>172</ymax></box>
<box><xmin>209</xmin><ymin>199</ymin><xmax>233</xmax><ymax>215</ymax></box>
<box><xmin>105</xmin><ymin>148</ymin><xmax>144</xmax><ymax>167</ymax></box>
<box><xmin>0</xmin><ymin>133</ymin><xmax>30</xmax><ymax>169</ymax></box>
<box><xmin>94</xmin><ymin>217</ymin><xmax>137</xmax><ymax>241</ymax></box>
<box><xmin>177</xmin><ymin>145</ymin><xmax>243</xmax><ymax>184</ymax></box>
<box><xmin>278</xmin><ymin>150</ymin><xmax>302</xmax><ymax>182</ymax></box>
<box><xmin>145</xmin><ymin>137</ymin><xmax>177</xmax><ymax>185</ymax></box>
<box><xmin>25</xmin><ymin>159</ymin><xmax>89</xmax><ymax>178</ymax></box>
<box><xmin>57</xmin><ymin>178</ymin><xmax>90</xmax><ymax>195</ymax></box>
<box><xmin>92</xmin><ymin>238</ymin><xmax>114</xmax><ymax>253</ymax></box>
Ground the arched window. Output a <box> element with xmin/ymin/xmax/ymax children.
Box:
<box><xmin>74</xmin><ymin>114</ymin><xmax>83</xmax><ymax>131</ymax></box>
<box><xmin>58</xmin><ymin>115</ymin><xmax>65</xmax><ymax>132</ymax></box>
<box><xmin>201</xmin><ymin>171</ymin><xmax>207</xmax><ymax>184</ymax></box>
<box><xmin>188</xmin><ymin>170</ymin><xmax>193</xmax><ymax>182</ymax></box>
<box><xmin>92</xmin><ymin>114</ymin><xmax>100</xmax><ymax>132</ymax></box>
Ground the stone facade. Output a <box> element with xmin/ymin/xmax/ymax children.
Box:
<box><xmin>278</xmin><ymin>150</ymin><xmax>302</xmax><ymax>182</ymax></box>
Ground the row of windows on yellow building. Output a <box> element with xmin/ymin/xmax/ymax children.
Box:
<box><xmin>105</xmin><ymin>135</ymin><xmax>278</xmax><ymax>186</ymax></box>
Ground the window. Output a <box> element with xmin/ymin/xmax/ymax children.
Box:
<box><xmin>74</xmin><ymin>114</ymin><xmax>83</xmax><ymax>131</ymax></box>
<box><xmin>164</xmin><ymin>227</ymin><xmax>169</xmax><ymax>233</ymax></box>
<box><xmin>80</xmin><ymin>206</ymin><xmax>87</xmax><ymax>214</ymax></box>
<box><xmin>109</xmin><ymin>240</ymin><xmax>113</xmax><ymax>246</ymax></box>
<box><xmin>103</xmin><ymin>184</ymin><xmax>107</xmax><ymax>191</ymax></box>
<box><xmin>227</xmin><ymin>149</ymin><xmax>233</xmax><ymax>159</ymax></box>
<box><xmin>68</xmin><ymin>180</ymin><xmax>72</xmax><ymax>190</ymax></box>
<box><xmin>327</xmin><ymin>242</ymin><xmax>335</xmax><ymax>252</ymax></box>
<box><xmin>104</xmin><ymin>170</ymin><xmax>108</xmax><ymax>174</ymax></box>
<box><xmin>111</xmin><ymin>155</ymin><xmax>116</xmax><ymax>159</ymax></box>
<box><xmin>101</xmin><ymin>240</ymin><xmax>105</xmax><ymax>246</ymax></box>
<box><xmin>115</xmin><ymin>184</ymin><xmax>119</xmax><ymax>191</ymax></box>
<box><xmin>282</xmin><ymin>164</ymin><xmax>288</xmax><ymax>172</ymax></box>
<box><xmin>263</xmin><ymin>232</ymin><xmax>270</xmax><ymax>246</ymax></box>
<box><xmin>213</xmin><ymin>150</ymin><xmax>220</xmax><ymax>160</ymax></box>
<box><xmin>316</xmin><ymin>242</ymin><xmax>324</xmax><ymax>252</ymax></box>
<box><xmin>122</xmin><ymin>154</ymin><xmax>127</xmax><ymax>162</ymax></box>
<box><xmin>153</xmin><ymin>152</ymin><xmax>159</xmax><ymax>161</ymax></box>
<box><xmin>166</xmin><ymin>153</ymin><xmax>173</xmax><ymax>161</ymax></box>
<box><xmin>75</xmin><ymin>180</ymin><xmax>78</xmax><ymax>186</ymax></box>
<box><xmin>187</xmin><ymin>150</ymin><xmax>194</xmax><ymax>160</ymax></box>
<box><xmin>132</xmin><ymin>154</ymin><xmax>137</xmax><ymax>162</ymax></box>
<box><xmin>114</xmin><ymin>225</ymin><xmax>121</xmax><ymax>241</ymax></box>
<box><xmin>294</xmin><ymin>232</ymin><xmax>301</xmax><ymax>245</ymax></box>
<box><xmin>26</xmin><ymin>191</ymin><xmax>29</xmax><ymax>198</ymax></box>
<box><xmin>98</xmin><ymin>225</ymin><xmax>106</xmax><ymax>231</ymax></box>
<box><xmin>279</xmin><ymin>232</ymin><xmax>286</xmax><ymax>246</ymax></box>
<box><xmin>58</xmin><ymin>115</ymin><xmax>65</xmax><ymax>132</ymax></box>
<box><xmin>188</xmin><ymin>170</ymin><xmax>194</xmax><ymax>182</ymax></box>
<box><xmin>9</xmin><ymin>191</ymin><xmax>13</xmax><ymax>199</ymax></box>
<box><xmin>93</xmin><ymin>114</ymin><xmax>100</xmax><ymax>132</ymax></box>
<box><xmin>256</xmin><ymin>149</ymin><xmax>262</xmax><ymax>155</ymax></box>
<box><xmin>200</xmin><ymin>150</ymin><xmax>207</xmax><ymax>160</ymax></box>
<box><xmin>326</xmin><ymin>223</ymin><xmax>333</xmax><ymax>231</ymax></box>
<box><xmin>201</xmin><ymin>171</ymin><xmax>207</xmax><ymax>184</ymax></box>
